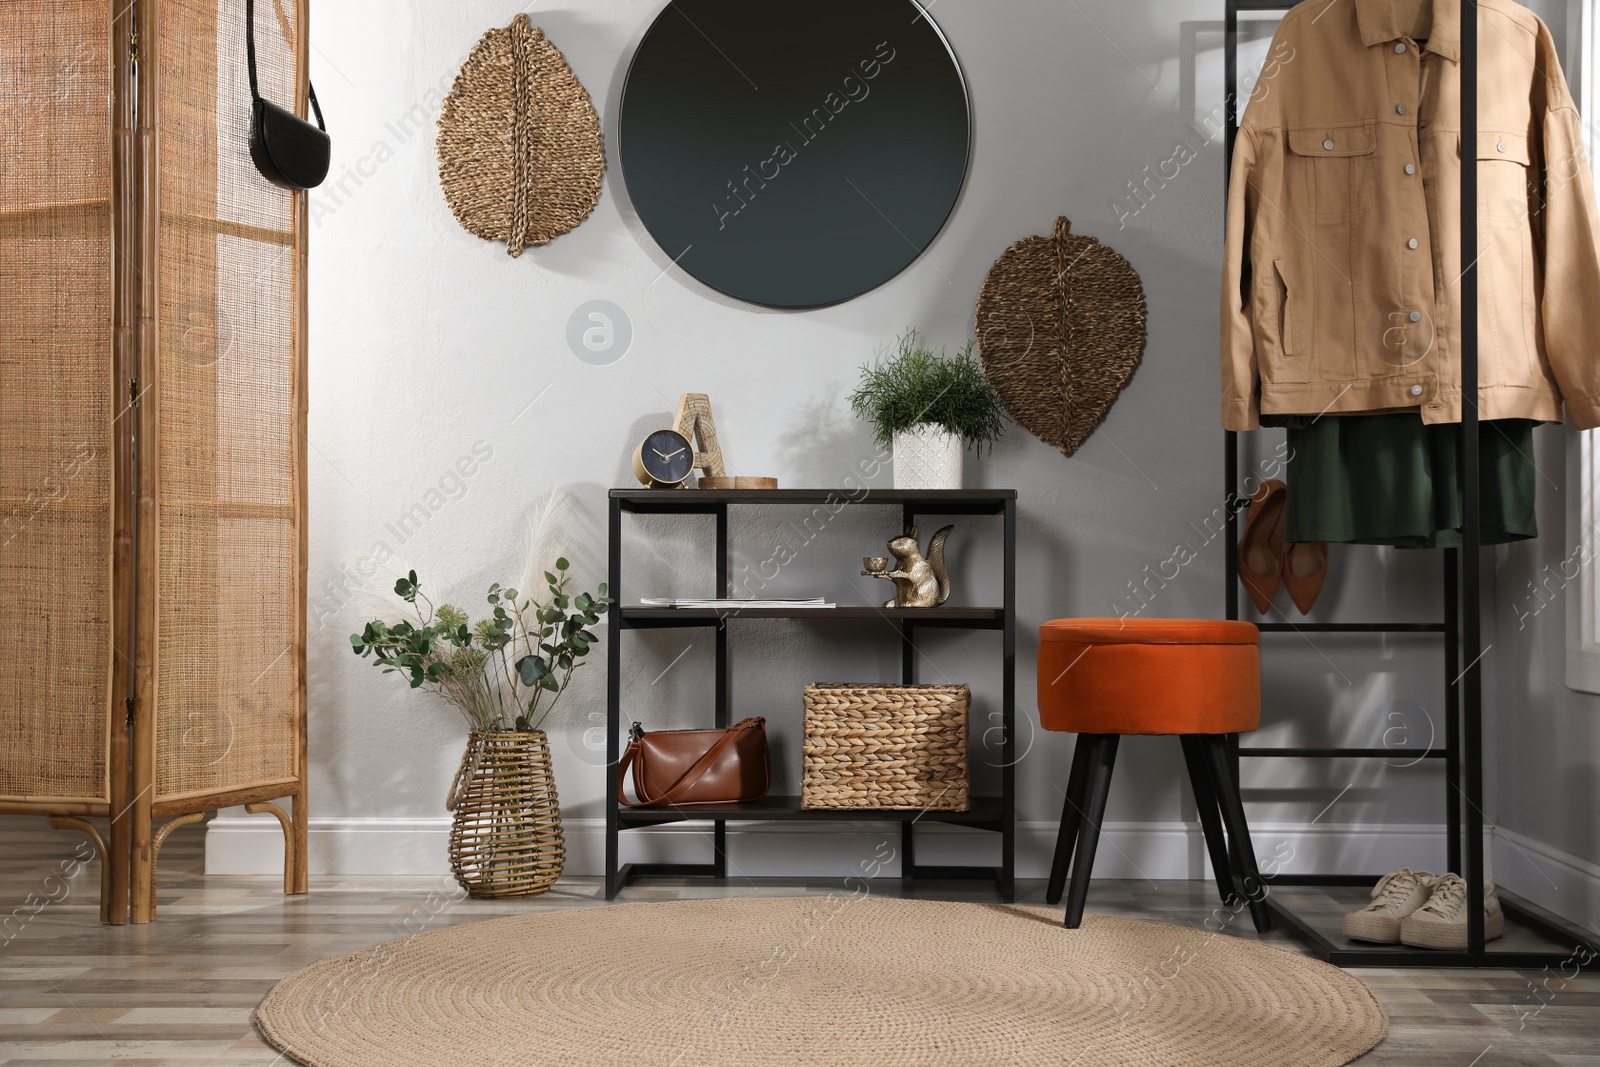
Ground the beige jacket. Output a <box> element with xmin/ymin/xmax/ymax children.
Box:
<box><xmin>1222</xmin><ymin>0</ymin><xmax>1600</xmax><ymax>430</ymax></box>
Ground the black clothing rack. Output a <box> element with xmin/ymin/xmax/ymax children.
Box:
<box><xmin>1224</xmin><ymin>0</ymin><xmax>1600</xmax><ymax>967</ymax></box>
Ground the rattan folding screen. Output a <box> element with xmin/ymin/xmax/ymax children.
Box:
<box><xmin>0</xmin><ymin>0</ymin><xmax>308</xmax><ymax>924</ymax></box>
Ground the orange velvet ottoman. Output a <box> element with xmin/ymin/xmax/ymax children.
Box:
<box><xmin>1036</xmin><ymin>618</ymin><xmax>1270</xmax><ymax>931</ymax></box>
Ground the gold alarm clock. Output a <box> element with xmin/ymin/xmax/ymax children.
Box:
<box><xmin>632</xmin><ymin>428</ymin><xmax>695</xmax><ymax>488</ymax></box>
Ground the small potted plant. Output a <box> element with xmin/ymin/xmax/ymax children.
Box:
<box><xmin>850</xmin><ymin>330</ymin><xmax>1006</xmax><ymax>489</ymax></box>
<box><xmin>350</xmin><ymin>560</ymin><xmax>611</xmax><ymax>898</ymax></box>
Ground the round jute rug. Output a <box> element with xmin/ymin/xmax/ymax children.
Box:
<box><xmin>255</xmin><ymin>897</ymin><xmax>1387</xmax><ymax>1067</ymax></box>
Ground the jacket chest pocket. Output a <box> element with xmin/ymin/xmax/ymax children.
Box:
<box><xmin>1475</xmin><ymin>131</ymin><xmax>1535</xmax><ymax>222</ymax></box>
<box><xmin>1473</xmin><ymin>131</ymin><xmax>1539</xmax><ymax>380</ymax></box>
<box><xmin>1286</xmin><ymin>123</ymin><xmax>1377</xmax><ymax>220</ymax></box>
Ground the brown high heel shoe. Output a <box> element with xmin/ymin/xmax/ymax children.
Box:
<box><xmin>1284</xmin><ymin>540</ymin><xmax>1329</xmax><ymax>614</ymax></box>
<box><xmin>1237</xmin><ymin>479</ymin><xmax>1287</xmax><ymax>614</ymax></box>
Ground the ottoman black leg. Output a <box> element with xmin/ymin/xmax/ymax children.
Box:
<box><xmin>1223</xmin><ymin>733</ymin><xmax>1247</xmax><ymax>885</ymax></box>
<box><xmin>1046</xmin><ymin>733</ymin><xmax>1096</xmax><ymax>906</ymax></box>
<box><xmin>1063</xmin><ymin>734</ymin><xmax>1120</xmax><ymax>929</ymax></box>
<box><xmin>1179</xmin><ymin>734</ymin><xmax>1237</xmax><ymax>907</ymax></box>
<box><xmin>1200</xmin><ymin>734</ymin><xmax>1272</xmax><ymax>934</ymax></box>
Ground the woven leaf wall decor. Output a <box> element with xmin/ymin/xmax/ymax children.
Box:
<box><xmin>437</xmin><ymin>15</ymin><xmax>605</xmax><ymax>257</ymax></box>
<box><xmin>975</xmin><ymin>217</ymin><xmax>1147</xmax><ymax>456</ymax></box>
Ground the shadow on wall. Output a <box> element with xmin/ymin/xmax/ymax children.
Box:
<box><xmin>777</xmin><ymin>385</ymin><xmax>885</xmax><ymax>489</ymax></box>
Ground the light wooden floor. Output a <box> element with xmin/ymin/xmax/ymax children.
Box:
<box><xmin>2</xmin><ymin>820</ymin><xmax>1597</xmax><ymax>1066</ymax></box>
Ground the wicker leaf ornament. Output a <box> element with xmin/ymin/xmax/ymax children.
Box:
<box><xmin>975</xmin><ymin>217</ymin><xmax>1147</xmax><ymax>456</ymax></box>
<box><xmin>436</xmin><ymin>15</ymin><xmax>605</xmax><ymax>257</ymax></box>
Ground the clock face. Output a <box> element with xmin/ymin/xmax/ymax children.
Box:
<box><xmin>639</xmin><ymin>429</ymin><xmax>694</xmax><ymax>486</ymax></box>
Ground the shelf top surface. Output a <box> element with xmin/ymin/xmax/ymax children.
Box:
<box><xmin>616</xmin><ymin>794</ymin><xmax>1004</xmax><ymax>821</ymax></box>
<box><xmin>612</xmin><ymin>487</ymin><xmax>1017</xmax><ymax>512</ymax></box>
<box><xmin>622</xmin><ymin>605</ymin><xmax>1003</xmax><ymax>622</ymax></box>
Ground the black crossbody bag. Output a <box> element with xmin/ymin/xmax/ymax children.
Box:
<box><xmin>246</xmin><ymin>0</ymin><xmax>329</xmax><ymax>190</ymax></box>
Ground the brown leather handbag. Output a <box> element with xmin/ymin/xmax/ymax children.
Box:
<box><xmin>617</xmin><ymin>717</ymin><xmax>769</xmax><ymax>807</ymax></box>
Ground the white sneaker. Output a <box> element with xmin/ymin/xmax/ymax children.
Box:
<box><xmin>1399</xmin><ymin>873</ymin><xmax>1504</xmax><ymax>949</ymax></box>
<box><xmin>1344</xmin><ymin>868</ymin><xmax>1437</xmax><ymax>944</ymax></box>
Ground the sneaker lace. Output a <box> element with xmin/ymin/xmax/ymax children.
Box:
<box><xmin>1420</xmin><ymin>876</ymin><xmax>1465</xmax><ymax>919</ymax></box>
<box><xmin>1368</xmin><ymin>868</ymin><xmax>1424</xmax><ymax>909</ymax></box>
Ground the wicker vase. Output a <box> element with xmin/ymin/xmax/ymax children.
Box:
<box><xmin>892</xmin><ymin>423</ymin><xmax>964</xmax><ymax>490</ymax></box>
<box><xmin>446</xmin><ymin>730</ymin><xmax>565</xmax><ymax>898</ymax></box>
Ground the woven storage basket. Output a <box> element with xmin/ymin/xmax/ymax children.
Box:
<box><xmin>802</xmin><ymin>684</ymin><xmax>970</xmax><ymax>811</ymax></box>
<box><xmin>446</xmin><ymin>730</ymin><xmax>565</xmax><ymax>897</ymax></box>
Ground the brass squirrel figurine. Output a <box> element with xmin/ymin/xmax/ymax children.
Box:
<box><xmin>862</xmin><ymin>525</ymin><xmax>954</xmax><ymax>608</ymax></box>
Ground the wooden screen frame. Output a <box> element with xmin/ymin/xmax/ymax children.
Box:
<box><xmin>123</xmin><ymin>0</ymin><xmax>309</xmax><ymax>924</ymax></box>
<box><xmin>0</xmin><ymin>0</ymin><xmax>310</xmax><ymax>925</ymax></box>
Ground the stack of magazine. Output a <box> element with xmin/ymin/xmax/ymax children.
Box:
<box><xmin>639</xmin><ymin>597</ymin><xmax>836</xmax><ymax>609</ymax></box>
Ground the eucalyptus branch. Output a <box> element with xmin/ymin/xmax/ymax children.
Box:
<box><xmin>350</xmin><ymin>563</ymin><xmax>612</xmax><ymax>735</ymax></box>
<box><xmin>536</xmin><ymin>662</ymin><xmax>579</xmax><ymax>728</ymax></box>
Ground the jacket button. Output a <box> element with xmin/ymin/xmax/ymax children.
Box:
<box><xmin>1410</xmin><ymin>385</ymin><xmax>1424</xmax><ymax>397</ymax></box>
<box><xmin>1407</xmin><ymin>238</ymin><xmax>1420</xmax><ymax>249</ymax></box>
<box><xmin>1323</xmin><ymin>139</ymin><xmax>1335</xmax><ymax>150</ymax></box>
<box><xmin>1405</xmin><ymin>164</ymin><xmax>1416</xmax><ymax>175</ymax></box>
<box><xmin>1497</xmin><ymin>142</ymin><xmax>1507</xmax><ymax>153</ymax></box>
<box><xmin>1395</xmin><ymin>42</ymin><xmax>1406</xmax><ymax>53</ymax></box>
<box><xmin>1409</xmin><ymin>311</ymin><xmax>1423</xmax><ymax>322</ymax></box>
<box><xmin>1397</xmin><ymin>104</ymin><xmax>1407</xmax><ymax>115</ymax></box>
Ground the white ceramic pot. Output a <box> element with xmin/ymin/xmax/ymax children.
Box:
<box><xmin>892</xmin><ymin>423</ymin><xmax>964</xmax><ymax>490</ymax></box>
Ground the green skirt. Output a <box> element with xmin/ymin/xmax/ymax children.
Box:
<box><xmin>1269</xmin><ymin>413</ymin><xmax>1539</xmax><ymax>549</ymax></box>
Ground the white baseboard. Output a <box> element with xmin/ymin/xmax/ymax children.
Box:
<box><xmin>205</xmin><ymin>815</ymin><xmax>454</xmax><ymax>878</ymax></box>
<box><xmin>207</xmin><ymin>814</ymin><xmax>1459</xmax><ymax>883</ymax></box>
<box><xmin>1493</xmin><ymin>827</ymin><xmax>1600</xmax><ymax>934</ymax></box>
<box><xmin>204</xmin><ymin>815</ymin><xmax>1600</xmax><ymax>934</ymax></box>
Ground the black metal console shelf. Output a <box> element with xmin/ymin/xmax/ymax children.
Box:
<box><xmin>1224</xmin><ymin>0</ymin><xmax>1599</xmax><ymax>968</ymax></box>
<box><xmin>623</xmin><ymin>606</ymin><xmax>1006</xmax><ymax>628</ymax></box>
<box><xmin>605</xmin><ymin>488</ymin><xmax>1017</xmax><ymax>901</ymax></box>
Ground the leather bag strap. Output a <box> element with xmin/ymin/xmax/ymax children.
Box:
<box><xmin>246</xmin><ymin>0</ymin><xmax>326</xmax><ymax>130</ymax></box>
<box><xmin>616</xmin><ymin>718</ymin><xmax>762</xmax><ymax>808</ymax></box>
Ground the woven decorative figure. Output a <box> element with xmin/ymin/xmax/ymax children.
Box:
<box><xmin>975</xmin><ymin>217</ymin><xmax>1147</xmax><ymax>456</ymax></box>
<box><xmin>436</xmin><ymin>15</ymin><xmax>604</xmax><ymax>257</ymax></box>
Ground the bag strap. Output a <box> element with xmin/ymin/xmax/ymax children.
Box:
<box><xmin>246</xmin><ymin>0</ymin><xmax>326</xmax><ymax>131</ymax></box>
<box><xmin>616</xmin><ymin>718</ymin><xmax>762</xmax><ymax>808</ymax></box>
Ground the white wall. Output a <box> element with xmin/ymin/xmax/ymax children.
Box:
<box><xmin>1483</xmin><ymin>0</ymin><xmax>1600</xmax><ymax>930</ymax></box>
<box><xmin>1490</xmin><ymin>428</ymin><xmax>1600</xmax><ymax>924</ymax></box>
<box><xmin>213</xmin><ymin>0</ymin><xmax>1535</xmax><ymax>881</ymax></box>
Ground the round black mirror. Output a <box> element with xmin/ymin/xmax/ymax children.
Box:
<box><xmin>619</xmin><ymin>0</ymin><xmax>970</xmax><ymax>309</ymax></box>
